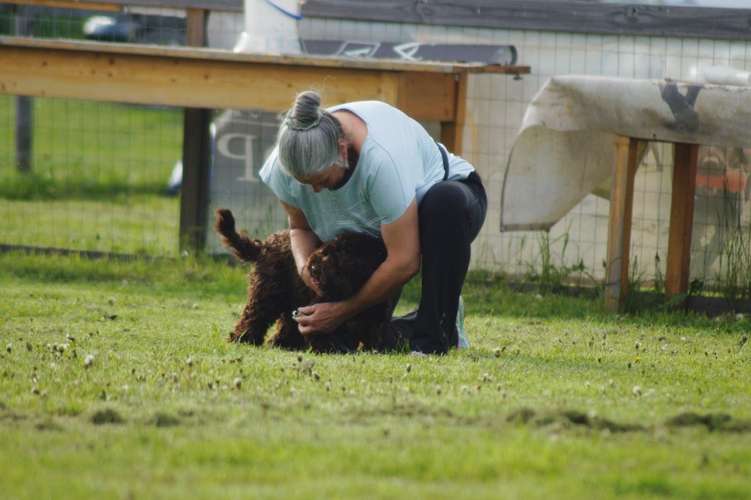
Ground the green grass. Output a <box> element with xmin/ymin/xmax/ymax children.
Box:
<box><xmin>1</xmin><ymin>252</ymin><xmax>750</xmax><ymax>499</ymax></box>
<box><xmin>1</xmin><ymin>96</ymin><xmax>183</xmax><ymax>255</ymax></box>
<box><xmin>0</xmin><ymin>12</ymin><xmax>88</xmax><ymax>39</ymax></box>
<box><xmin>0</xmin><ymin>196</ymin><xmax>179</xmax><ymax>255</ymax></box>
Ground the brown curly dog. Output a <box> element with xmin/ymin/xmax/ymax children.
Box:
<box><xmin>214</xmin><ymin>209</ymin><xmax>403</xmax><ymax>353</ymax></box>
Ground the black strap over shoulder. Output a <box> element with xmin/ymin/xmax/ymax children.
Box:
<box><xmin>436</xmin><ymin>140</ymin><xmax>449</xmax><ymax>181</ymax></box>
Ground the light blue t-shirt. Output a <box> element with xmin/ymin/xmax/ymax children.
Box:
<box><xmin>259</xmin><ymin>100</ymin><xmax>475</xmax><ymax>242</ymax></box>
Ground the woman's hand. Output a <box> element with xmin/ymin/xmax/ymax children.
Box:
<box><xmin>295</xmin><ymin>301</ymin><xmax>350</xmax><ymax>334</ymax></box>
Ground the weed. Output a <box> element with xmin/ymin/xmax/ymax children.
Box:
<box><xmin>716</xmin><ymin>219</ymin><xmax>751</xmax><ymax>304</ymax></box>
<box><xmin>653</xmin><ymin>252</ymin><xmax>665</xmax><ymax>294</ymax></box>
<box><xmin>524</xmin><ymin>230</ymin><xmax>586</xmax><ymax>293</ymax></box>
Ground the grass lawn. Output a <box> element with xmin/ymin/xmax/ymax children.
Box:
<box><xmin>0</xmin><ymin>196</ymin><xmax>179</xmax><ymax>255</ymax></box>
<box><xmin>1</xmin><ymin>96</ymin><xmax>183</xmax><ymax>255</ymax></box>
<box><xmin>1</xmin><ymin>252</ymin><xmax>750</xmax><ymax>499</ymax></box>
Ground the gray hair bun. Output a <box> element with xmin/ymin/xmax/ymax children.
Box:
<box><xmin>277</xmin><ymin>90</ymin><xmax>344</xmax><ymax>179</ymax></box>
<box><xmin>285</xmin><ymin>91</ymin><xmax>323</xmax><ymax>131</ymax></box>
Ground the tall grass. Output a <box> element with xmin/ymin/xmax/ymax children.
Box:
<box><xmin>715</xmin><ymin>189</ymin><xmax>751</xmax><ymax>303</ymax></box>
<box><xmin>717</xmin><ymin>223</ymin><xmax>751</xmax><ymax>303</ymax></box>
<box><xmin>523</xmin><ymin>230</ymin><xmax>587</xmax><ymax>293</ymax></box>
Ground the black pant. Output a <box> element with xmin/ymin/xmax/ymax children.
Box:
<box><xmin>393</xmin><ymin>172</ymin><xmax>487</xmax><ymax>354</ymax></box>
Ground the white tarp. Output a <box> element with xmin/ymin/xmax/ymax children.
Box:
<box><xmin>500</xmin><ymin>75</ymin><xmax>751</xmax><ymax>231</ymax></box>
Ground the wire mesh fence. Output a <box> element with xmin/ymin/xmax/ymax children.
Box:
<box><xmin>0</xmin><ymin>5</ymin><xmax>188</xmax><ymax>256</ymax></box>
<box><xmin>2</xmin><ymin>3</ymin><xmax>751</xmax><ymax>297</ymax></box>
<box><xmin>0</xmin><ymin>95</ymin><xmax>183</xmax><ymax>255</ymax></box>
<box><xmin>295</xmin><ymin>15</ymin><xmax>751</xmax><ymax>293</ymax></box>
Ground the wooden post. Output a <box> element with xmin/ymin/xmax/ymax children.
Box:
<box><xmin>604</xmin><ymin>136</ymin><xmax>641</xmax><ymax>312</ymax></box>
<box><xmin>665</xmin><ymin>142</ymin><xmax>699</xmax><ymax>298</ymax></box>
<box><xmin>15</xmin><ymin>98</ymin><xmax>33</xmax><ymax>173</ymax></box>
<box><xmin>440</xmin><ymin>72</ymin><xmax>467</xmax><ymax>156</ymax></box>
<box><xmin>179</xmin><ymin>8</ymin><xmax>212</xmax><ymax>254</ymax></box>
<box><xmin>14</xmin><ymin>5</ymin><xmax>33</xmax><ymax>173</ymax></box>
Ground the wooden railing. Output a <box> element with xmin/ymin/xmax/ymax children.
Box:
<box><xmin>3</xmin><ymin>0</ymin><xmax>242</xmax><ymax>12</ymax></box>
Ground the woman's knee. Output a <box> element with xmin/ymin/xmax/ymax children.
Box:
<box><xmin>420</xmin><ymin>182</ymin><xmax>471</xmax><ymax>220</ymax></box>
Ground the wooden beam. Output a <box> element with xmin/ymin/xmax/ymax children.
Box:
<box><xmin>439</xmin><ymin>72</ymin><xmax>467</xmax><ymax>155</ymax></box>
<box><xmin>185</xmin><ymin>7</ymin><xmax>206</xmax><ymax>46</ymax></box>
<box><xmin>303</xmin><ymin>0</ymin><xmax>751</xmax><ymax>41</ymax></box>
<box><xmin>665</xmin><ymin>143</ymin><xmax>700</xmax><ymax>299</ymax></box>
<box><xmin>396</xmin><ymin>72</ymin><xmax>455</xmax><ymax>123</ymax></box>
<box><xmin>4</xmin><ymin>0</ymin><xmax>121</xmax><ymax>11</ymax></box>
<box><xmin>2</xmin><ymin>0</ymin><xmax>242</xmax><ymax>12</ymax></box>
<box><xmin>604</xmin><ymin>137</ymin><xmax>641</xmax><ymax>312</ymax></box>
<box><xmin>0</xmin><ymin>37</ymin><xmax>527</xmax><ymax>75</ymax></box>
<box><xmin>0</xmin><ymin>37</ymin><xmax>524</xmax><ymax>123</ymax></box>
<box><xmin>106</xmin><ymin>0</ymin><xmax>242</xmax><ymax>10</ymax></box>
<box><xmin>0</xmin><ymin>40</ymin><xmax>403</xmax><ymax>116</ymax></box>
<box><xmin>179</xmin><ymin>7</ymin><xmax>210</xmax><ymax>254</ymax></box>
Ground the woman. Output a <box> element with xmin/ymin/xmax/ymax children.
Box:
<box><xmin>259</xmin><ymin>90</ymin><xmax>487</xmax><ymax>354</ymax></box>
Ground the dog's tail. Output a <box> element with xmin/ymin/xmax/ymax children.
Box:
<box><xmin>214</xmin><ymin>209</ymin><xmax>262</xmax><ymax>262</ymax></box>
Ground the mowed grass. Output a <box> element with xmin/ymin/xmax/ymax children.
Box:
<box><xmin>0</xmin><ymin>96</ymin><xmax>183</xmax><ymax>255</ymax></box>
<box><xmin>0</xmin><ymin>196</ymin><xmax>179</xmax><ymax>255</ymax></box>
<box><xmin>1</xmin><ymin>253</ymin><xmax>750</xmax><ymax>499</ymax></box>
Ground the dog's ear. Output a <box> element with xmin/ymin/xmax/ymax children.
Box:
<box><xmin>312</xmin><ymin>233</ymin><xmax>388</xmax><ymax>301</ymax></box>
<box><xmin>316</xmin><ymin>253</ymin><xmax>356</xmax><ymax>300</ymax></box>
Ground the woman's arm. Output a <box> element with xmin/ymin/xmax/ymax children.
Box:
<box><xmin>281</xmin><ymin>201</ymin><xmax>322</xmax><ymax>293</ymax></box>
<box><xmin>296</xmin><ymin>200</ymin><xmax>420</xmax><ymax>334</ymax></box>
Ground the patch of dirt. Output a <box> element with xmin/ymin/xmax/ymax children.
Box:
<box><xmin>506</xmin><ymin>407</ymin><xmax>536</xmax><ymax>424</ymax></box>
<box><xmin>352</xmin><ymin>402</ymin><xmax>456</xmax><ymax>421</ymax></box>
<box><xmin>665</xmin><ymin>412</ymin><xmax>751</xmax><ymax>432</ymax></box>
<box><xmin>90</xmin><ymin>408</ymin><xmax>124</xmax><ymax>425</ymax></box>
<box><xmin>151</xmin><ymin>412</ymin><xmax>180</xmax><ymax>427</ymax></box>
<box><xmin>35</xmin><ymin>418</ymin><xmax>63</xmax><ymax>431</ymax></box>
<box><xmin>507</xmin><ymin>409</ymin><xmax>751</xmax><ymax>434</ymax></box>
<box><xmin>507</xmin><ymin>408</ymin><xmax>643</xmax><ymax>432</ymax></box>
